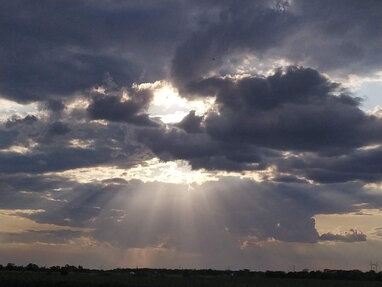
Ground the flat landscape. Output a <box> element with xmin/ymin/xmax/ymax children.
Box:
<box><xmin>2</xmin><ymin>270</ymin><xmax>382</xmax><ymax>287</ymax></box>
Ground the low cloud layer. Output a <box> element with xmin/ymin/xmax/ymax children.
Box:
<box><xmin>320</xmin><ymin>229</ymin><xmax>367</xmax><ymax>243</ymax></box>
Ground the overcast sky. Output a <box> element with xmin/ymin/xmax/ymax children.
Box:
<box><xmin>1</xmin><ymin>0</ymin><xmax>382</xmax><ymax>271</ymax></box>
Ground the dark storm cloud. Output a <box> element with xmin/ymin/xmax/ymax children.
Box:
<box><xmin>3</xmin><ymin>115</ymin><xmax>40</xmax><ymax>146</ymax></box>
<box><xmin>2</xmin><ymin>0</ymin><xmax>382</xmax><ymax>103</ymax></box>
<box><xmin>201</xmin><ymin>67</ymin><xmax>382</xmax><ymax>152</ymax></box>
<box><xmin>0</xmin><ymin>119</ymin><xmax>148</xmax><ymax>174</ymax></box>
<box><xmin>136</xmin><ymin>126</ymin><xmax>276</xmax><ymax>171</ymax></box>
<box><xmin>171</xmin><ymin>0</ymin><xmax>382</xmax><ymax>90</ymax></box>
<box><xmin>137</xmin><ymin>127</ymin><xmax>217</xmax><ymax>160</ymax></box>
<box><xmin>319</xmin><ymin>229</ymin><xmax>367</xmax><ymax>243</ymax></box>
<box><xmin>5</xmin><ymin>115</ymin><xmax>38</xmax><ymax>128</ymax></box>
<box><xmin>87</xmin><ymin>86</ymin><xmax>158</xmax><ymax>126</ymax></box>
<box><xmin>0</xmin><ymin>0</ymin><xmax>200</xmax><ymax>102</ymax></box>
<box><xmin>1</xmin><ymin>45</ymin><xmax>136</xmax><ymax>102</ymax></box>
<box><xmin>0</xmin><ymin>147</ymin><xmax>111</xmax><ymax>174</ymax></box>
<box><xmin>0</xmin><ymin>174</ymin><xmax>69</xmax><ymax>195</ymax></box>
<box><xmin>279</xmin><ymin>146</ymin><xmax>382</xmax><ymax>184</ymax></box>
<box><xmin>171</xmin><ymin>0</ymin><xmax>297</xmax><ymax>92</ymax></box>
<box><xmin>175</xmin><ymin>110</ymin><xmax>204</xmax><ymax>133</ymax></box>
<box><xmin>0</xmin><ymin>110</ymin><xmax>148</xmax><ymax>174</ymax></box>
<box><xmin>47</xmin><ymin>121</ymin><xmax>70</xmax><ymax>136</ymax></box>
<box><xmin>137</xmin><ymin>66</ymin><xmax>382</xmax><ymax>175</ymax></box>
<box><xmin>45</xmin><ymin>99</ymin><xmax>66</xmax><ymax>113</ymax></box>
<box><xmin>0</xmin><ymin>129</ymin><xmax>18</xmax><ymax>149</ymax></box>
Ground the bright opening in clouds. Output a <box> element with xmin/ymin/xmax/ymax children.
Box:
<box><xmin>1</xmin><ymin>0</ymin><xmax>382</xmax><ymax>271</ymax></box>
<box><xmin>147</xmin><ymin>81</ymin><xmax>215</xmax><ymax>124</ymax></box>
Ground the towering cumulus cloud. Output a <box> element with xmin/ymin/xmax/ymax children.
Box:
<box><xmin>1</xmin><ymin>0</ymin><xmax>382</xmax><ymax>270</ymax></box>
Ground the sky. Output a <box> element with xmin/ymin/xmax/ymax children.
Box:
<box><xmin>1</xmin><ymin>0</ymin><xmax>382</xmax><ymax>271</ymax></box>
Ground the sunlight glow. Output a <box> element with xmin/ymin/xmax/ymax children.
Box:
<box><xmin>0</xmin><ymin>98</ymin><xmax>38</xmax><ymax>122</ymax></box>
<box><xmin>0</xmin><ymin>138</ymin><xmax>37</xmax><ymax>154</ymax></box>
<box><xmin>51</xmin><ymin>158</ymin><xmax>219</xmax><ymax>184</ymax></box>
<box><xmin>68</xmin><ymin>139</ymin><xmax>95</xmax><ymax>149</ymax></box>
<box><xmin>147</xmin><ymin>81</ymin><xmax>215</xmax><ymax>124</ymax></box>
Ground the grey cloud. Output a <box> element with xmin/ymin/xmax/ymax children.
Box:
<box><xmin>0</xmin><ymin>174</ymin><xmax>123</xmax><ymax>226</ymax></box>
<box><xmin>201</xmin><ymin>67</ymin><xmax>380</xmax><ymax>152</ymax></box>
<box><xmin>87</xmin><ymin>87</ymin><xmax>158</xmax><ymax>126</ymax></box>
<box><xmin>136</xmin><ymin>126</ymin><xmax>274</xmax><ymax>171</ymax></box>
<box><xmin>0</xmin><ymin>174</ymin><xmax>69</xmax><ymax>194</ymax></box>
<box><xmin>45</xmin><ymin>99</ymin><xmax>66</xmax><ymax>112</ymax></box>
<box><xmin>138</xmin><ymin>67</ymin><xmax>382</xmax><ymax>177</ymax></box>
<box><xmin>0</xmin><ymin>174</ymin><xmax>103</xmax><ymax>223</ymax></box>
<box><xmin>0</xmin><ymin>120</ymin><xmax>138</xmax><ymax>173</ymax></box>
<box><xmin>279</xmin><ymin>146</ymin><xmax>382</xmax><ymax>183</ymax></box>
<box><xmin>0</xmin><ymin>112</ymin><xmax>148</xmax><ymax>174</ymax></box>
<box><xmin>175</xmin><ymin>110</ymin><xmax>204</xmax><ymax>133</ymax></box>
<box><xmin>0</xmin><ymin>230</ymin><xmax>85</xmax><ymax>245</ymax></box>
<box><xmin>0</xmin><ymin>147</ymin><xmax>114</xmax><ymax>174</ymax></box>
<box><xmin>3</xmin><ymin>0</ymin><xmax>382</xmax><ymax>104</ymax></box>
<box><xmin>374</xmin><ymin>228</ymin><xmax>382</xmax><ymax>238</ymax></box>
<box><xmin>47</xmin><ymin>121</ymin><xmax>70</xmax><ymax>136</ymax></box>
<box><xmin>0</xmin><ymin>0</ymin><xmax>198</xmax><ymax>102</ymax></box>
<box><xmin>288</xmin><ymin>0</ymin><xmax>382</xmax><ymax>75</ymax></box>
<box><xmin>5</xmin><ymin>115</ymin><xmax>38</xmax><ymax>128</ymax></box>
<box><xmin>171</xmin><ymin>0</ymin><xmax>382</xmax><ymax>91</ymax></box>
<box><xmin>3</xmin><ymin>115</ymin><xmax>42</xmax><ymax>146</ymax></box>
<box><xmin>171</xmin><ymin>1</ymin><xmax>297</xmax><ymax>92</ymax></box>
<box><xmin>0</xmin><ymin>129</ymin><xmax>18</xmax><ymax>149</ymax></box>
<box><xmin>319</xmin><ymin>229</ymin><xmax>367</xmax><ymax>243</ymax></box>
<box><xmin>137</xmin><ymin>127</ymin><xmax>217</xmax><ymax>160</ymax></box>
<box><xmin>2</xmin><ymin>46</ymin><xmax>136</xmax><ymax>102</ymax></box>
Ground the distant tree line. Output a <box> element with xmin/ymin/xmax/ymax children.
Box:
<box><xmin>2</xmin><ymin>263</ymin><xmax>382</xmax><ymax>281</ymax></box>
<box><xmin>0</xmin><ymin>263</ymin><xmax>84</xmax><ymax>275</ymax></box>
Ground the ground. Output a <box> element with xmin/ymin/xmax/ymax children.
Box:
<box><xmin>2</xmin><ymin>271</ymin><xmax>382</xmax><ymax>287</ymax></box>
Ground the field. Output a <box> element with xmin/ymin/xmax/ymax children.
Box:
<box><xmin>2</xmin><ymin>271</ymin><xmax>382</xmax><ymax>287</ymax></box>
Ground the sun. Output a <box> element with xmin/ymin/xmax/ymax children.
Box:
<box><xmin>147</xmin><ymin>81</ymin><xmax>214</xmax><ymax>124</ymax></box>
